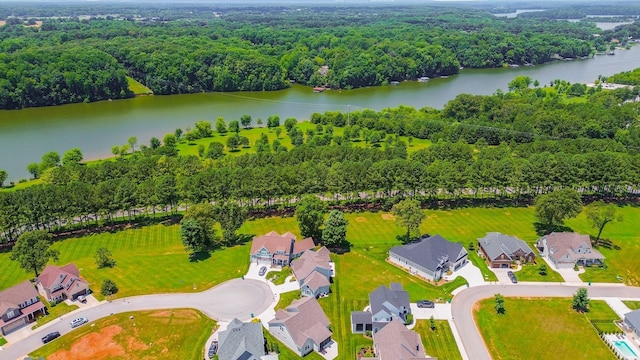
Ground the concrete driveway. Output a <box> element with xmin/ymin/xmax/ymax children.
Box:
<box><xmin>446</xmin><ymin>262</ymin><xmax>485</xmax><ymax>288</ymax></box>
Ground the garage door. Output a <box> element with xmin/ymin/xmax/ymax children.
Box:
<box><xmin>2</xmin><ymin>317</ymin><xmax>27</xmax><ymax>335</ymax></box>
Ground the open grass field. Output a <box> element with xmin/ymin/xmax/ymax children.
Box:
<box><xmin>126</xmin><ymin>76</ymin><xmax>153</xmax><ymax>95</ymax></box>
<box><xmin>413</xmin><ymin>319</ymin><xmax>463</xmax><ymax>360</ymax></box>
<box><xmin>30</xmin><ymin>309</ymin><xmax>214</xmax><ymax>360</ymax></box>
<box><xmin>0</xmin><ymin>222</ymin><xmax>250</xmax><ymax>298</ymax></box>
<box><xmin>475</xmin><ymin>298</ymin><xmax>616</xmax><ymax>360</ymax></box>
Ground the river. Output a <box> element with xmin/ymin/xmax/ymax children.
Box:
<box><xmin>1</xmin><ymin>45</ymin><xmax>639</xmax><ymax>181</ymax></box>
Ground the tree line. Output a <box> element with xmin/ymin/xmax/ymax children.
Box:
<box><xmin>0</xmin><ymin>4</ymin><xmax>617</xmax><ymax>108</ymax></box>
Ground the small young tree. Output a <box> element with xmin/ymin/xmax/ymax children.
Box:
<box><xmin>495</xmin><ymin>293</ymin><xmax>505</xmax><ymax>314</ymax></box>
<box><xmin>275</xmin><ymin>127</ymin><xmax>282</xmax><ymax>139</ymax></box>
<box><xmin>216</xmin><ymin>117</ymin><xmax>228</xmax><ymax>134</ymax></box>
<box><xmin>229</xmin><ymin>120</ymin><xmax>240</xmax><ymax>134</ymax></box>
<box><xmin>95</xmin><ymin>247</ymin><xmax>116</xmax><ymax>268</ymax></box>
<box><xmin>572</xmin><ymin>288</ymin><xmax>590</xmax><ymax>312</ymax></box>
<box><xmin>430</xmin><ymin>315</ymin><xmax>436</xmax><ymax>330</ymax></box>
<box><xmin>101</xmin><ymin>278</ymin><xmax>119</xmax><ymax>296</ymax></box>
<box><xmin>240</xmin><ymin>114</ymin><xmax>252</xmax><ymax>129</ymax></box>
<box><xmin>538</xmin><ymin>264</ymin><xmax>547</xmax><ymax>276</ymax></box>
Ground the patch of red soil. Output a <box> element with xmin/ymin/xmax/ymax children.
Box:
<box><xmin>48</xmin><ymin>325</ymin><xmax>125</xmax><ymax>360</ymax></box>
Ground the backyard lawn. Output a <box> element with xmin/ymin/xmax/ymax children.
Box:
<box><xmin>30</xmin><ymin>309</ymin><xmax>214</xmax><ymax>360</ymax></box>
<box><xmin>413</xmin><ymin>319</ymin><xmax>463</xmax><ymax>360</ymax></box>
<box><xmin>475</xmin><ymin>297</ymin><xmax>617</xmax><ymax>360</ymax></box>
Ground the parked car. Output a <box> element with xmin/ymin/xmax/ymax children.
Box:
<box><xmin>70</xmin><ymin>317</ymin><xmax>89</xmax><ymax>328</ymax></box>
<box><xmin>417</xmin><ymin>300</ymin><xmax>435</xmax><ymax>308</ymax></box>
<box><xmin>42</xmin><ymin>331</ymin><xmax>61</xmax><ymax>344</ymax></box>
<box><xmin>77</xmin><ymin>295</ymin><xmax>87</xmax><ymax>303</ymax></box>
<box><xmin>507</xmin><ymin>271</ymin><xmax>518</xmax><ymax>284</ymax></box>
<box><xmin>259</xmin><ymin>266</ymin><xmax>267</xmax><ymax>276</ymax></box>
<box><xmin>208</xmin><ymin>341</ymin><xmax>218</xmax><ymax>357</ymax></box>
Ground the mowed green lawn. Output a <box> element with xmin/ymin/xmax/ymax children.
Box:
<box><xmin>0</xmin><ymin>223</ymin><xmax>250</xmax><ymax>298</ymax></box>
<box><xmin>413</xmin><ymin>319</ymin><xmax>463</xmax><ymax>360</ymax></box>
<box><xmin>475</xmin><ymin>298</ymin><xmax>616</xmax><ymax>360</ymax></box>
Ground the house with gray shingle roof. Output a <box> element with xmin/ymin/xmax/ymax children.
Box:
<box><xmin>389</xmin><ymin>235</ymin><xmax>468</xmax><ymax>281</ymax></box>
<box><xmin>536</xmin><ymin>232</ymin><xmax>605</xmax><ymax>269</ymax></box>
<box><xmin>0</xmin><ymin>280</ymin><xmax>45</xmax><ymax>335</ymax></box>
<box><xmin>478</xmin><ymin>232</ymin><xmax>535</xmax><ymax>268</ymax></box>
<box><xmin>625</xmin><ymin>309</ymin><xmax>640</xmax><ymax>337</ymax></box>
<box><xmin>217</xmin><ymin>318</ymin><xmax>265</xmax><ymax>360</ymax></box>
<box><xmin>268</xmin><ymin>296</ymin><xmax>332</xmax><ymax>357</ymax></box>
<box><xmin>351</xmin><ymin>283</ymin><xmax>411</xmax><ymax>334</ymax></box>
<box><xmin>291</xmin><ymin>246</ymin><xmax>332</xmax><ymax>298</ymax></box>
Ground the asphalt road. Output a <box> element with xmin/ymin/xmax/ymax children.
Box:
<box><xmin>1</xmin><ymin>279</ymin><xmax>272</xmax><ymax>360</ymax></box>
<box><xmin>451</xmin><ymin>283</ymin><xmax>640</xmax><ymax>360</ymax></box>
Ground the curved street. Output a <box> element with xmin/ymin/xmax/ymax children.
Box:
<box><xmin>0</xmin><ymin>279</ymin><xmax>273</xmax><ymax>360</ymax></box>
<box><xmin>4</xmin><ymin>278</ymin><xmax>640</xmax><ymax>360</ymax></box>
<box><xmin>451</xmin><ymin>283</ymin><xmax>640</xmax><ymax>360</ymax></box>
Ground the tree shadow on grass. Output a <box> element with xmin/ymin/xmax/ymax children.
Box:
<box><xmin>189</xmin><ymin>250</ymin><xmax>211</xmax><ymax>263</ymax></box>
<box><xmin>533</xmin><ymin>222</ymin><xmax>573</xmax><ymax>236</ymax></box>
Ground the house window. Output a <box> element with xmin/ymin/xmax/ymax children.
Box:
<box><xmin>6</xmin><ymin>310</ymin><xmax>15</xmax><ymax>319</ymax></box>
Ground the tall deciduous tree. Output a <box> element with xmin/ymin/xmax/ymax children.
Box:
<box><xmin>0</xmin><ymin>169</ymin><xmax>7</xmax><ymax>187</ymax></box>
<box><xmin>572</xmin><ymin>288</ymin><xmax>589</xmax><ymax>312</ymax></box>
<box><xmin>180</xmin><ymin>218</ymin><xmax>209</xmax><ymax>254</ymax></box>
<box><xmin>216</xmin><ymin>117</ymin><xmax>227</xmax><ymax>134</ymax></box>
<box><xmin>322</xmin><ymin>210</ymin><xmax>348</xmax><ymax>248</ymax></box>
<box><xmin>535</xmin><ymin>189</ymin><xmax>582</xmax><ymax>234</ymax></box>
<box><xmin>229</xmin><ymin>120</ymin><xmax>240</xmax><ymax>134</ymax></box>
<box><xmin>213</xmin><ymin>202</ymin><xmax>247</xmax><ymax>246</ymax></box>
<box><xmin>128</xmin><ymin>136</ymin><xmax>138</xmax><ymax>152</ymax></box>
<box><xmin>296</xmin><ymin>196</ymin><xmax>328</xmax><ymax>240</ymax></box>
<box><xmin>150</xmin><ymin>137</ymin><xmax>161</xmax><ymax>149</ymax></box>
<box><xmin>62</xmin><ymin>148</ymin><xmax>83</xmax><ymax>165</ymax></box>
<box><xmin>240</xmin><ymin>114</ymin><xmax>252</xmax><ymax>129</ymax></box>
<box><xmin>585</xmin><ymin>201</ymin><xmax>622</xmax><ymax>243</ymax></box>
<box><xmin>11</xmin><ymin>230</ymin><xmax>60</xmax><ymax>277</ymax></box>
<box><xmin>391</xmin><ymin>199</ymin><xmax>426</xmax><ymax>242</ymax></box>
<box><xmin>27</xmin><ymin>163</ymin><xmax>40</xmax><ymax>179</ymax></box>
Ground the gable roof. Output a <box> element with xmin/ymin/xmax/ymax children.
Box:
<box><xmin>0</xmin><ymin>281</ymin><xmax>38</xmax><ymax>307</ymax></box>
<box><xmin>217</xmin><ymin>318</ymin><xmax>265</xmax><ymax>360</ymax></box>
<box><xmin>293</xmin><ymin>237</ymin><xmax>316</xmax><ymax>254</ymax></box>
<box><xmin>626</xmin><ymin>309</ymin><xmax>640</xmax><ymax>330</ymax></box>
<box><xmin>373</xmin><ymin>319</ymin><xmax>432</xmax><ymax>360</ymax></box>
<box><xmin>302</xmin><ymin>271</ymin><xmax>330</xmax><ymax>292</ymax></box>
<box><xmin>390</xmin><ymin>235</ymin><xmax>467</xmax><ymax>272</ymax></box>
<box><xmin>38</xmin><ymin>263</ymin><xmax>85</xmax><ymax>289</ymax></box>
<box><xmin>250</xmin><ymin>232</ymin><xmax>295</xmax><ymax>255</ymax></box>
<box><xmin>370</xmin><ymin>283</ymin><xmax>410</xmax><ymax>317</ymax></box>
<box><xmin>543</xmin><ymin>232</ymin><xmax>605</xmax><ymax>263</ymax></box>
<box><xmin>269</xmin><ymin>296</ymin><xmax>331</xmax><ymax>348</ymax></box>
<box><xmin>478</xmin><ymin>232</ymin><xmax>534</xmax><ymax>261</ymax></box>
<box><xmin>291</xmin><ymin>246</ymin><xmax>331</xmax><ymax>281</ymax></box>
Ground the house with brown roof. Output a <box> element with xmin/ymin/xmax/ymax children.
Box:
<box><xmin>250</xmin><ymin>231</ymin><xmax>315</xmax><ymax>267</ymax></box>
<box><xmin>536</xmin><ymin>232</ymin><xmax>605</xmax><ymax>269</ymax></box>
<box><xmin>268</xmin><ymin>296</ymin><xmax>333</xmax><ymax>357</ymax></box>
<box><xmin>0</xmin><ymin>280</ymin><xmax>46</xmax><ymax>335</ymax></box>
<box><xmin>367</xmin><ymin>319</ymin><xmax>435</xmax><ymax>360</ymax></box>
<box><xmin>478</xmin><ymin>232</ymin><xmax>536</xmax><ymax>268</ymax></box>
<box><xmin>37</xmin><ymin>263</ymin><xmax>89</xmax><ymax>302</ymax></box>
<box><xmin>291</xmin><ymin>246</ymin><xmax>332</xmax><ymax>298</ymax></box>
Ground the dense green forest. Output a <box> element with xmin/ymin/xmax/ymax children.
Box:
<box><xmin>608</xmin><ymin>68</ymin><xmax>640</xmax><ymax>86</ymax></box>
<box><xmin>0</xmin><ymin>3</ymin><xmax>625</xmax><ymax>109</ymax></box>
<box><xmin>1</xmin><ymin>80</ymin><xmax>639</xmax><ymax>243</ymax></box>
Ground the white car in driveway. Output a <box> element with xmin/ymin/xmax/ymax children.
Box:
<box><xmin>70</xmin><ymin>317</ymin><xmax>88</xmax><ymax>328</ymax></box>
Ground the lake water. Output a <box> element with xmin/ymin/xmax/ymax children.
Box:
<box><xmin>1</xmin><ymin>45</ymin><xmax>640</xmax><ymax>181</ymax></box>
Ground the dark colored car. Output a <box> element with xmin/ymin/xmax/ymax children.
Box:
<box><xmin>417</xmin><ymin>300</ymin><xmax>435</xmax><ymax>308</ymax></box>
<box><xmin>259</xmin><ymin>266</ymin><xmax>267</xmax><ymax>276</ymax></box>
<box><xmin>208</xmin><ymin>341</ymin><xmax>218</xmax><ymax>357</ymax></box>
<box><xmin>507</xmin><ymin>271</ymin><xmax>518</xmax><ymax>284</ymax></box>
<box><xmin>42</xmin><ymin>331</ymin><xmax>61</xmax><ymax>344</ymax></box>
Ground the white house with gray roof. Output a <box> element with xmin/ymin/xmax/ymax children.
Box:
<box><xmin>291</xmin><ymin>246</ymin><xmax>332</xmax><ymax>298</ymax></box>
<box><xmin>217</xmin><ymin>318</ymin><xmax>266</xmax><ymax>360</ymax></box>
<box><xmin>478</xmin><ymin>232</ymin><xmax>535</xmax><ymax>268</ymax></box>
<box><xmin>625</xmin><ymin>309</ymin><xmax>640</xmax><ymax>337</ymax></box>
<box><xmin>389</xmin><ymin>234</ymin><xmax>468</xmax><ymax>282</ymax></box>
<box><xmin>268</xmin><ymin>297</ymin><xmax>332</xmax><ymax>357</ymax></box>
<box><xmin>351</xmin><ymin>283</ymin><xmax>411</xmax><ymax>334</ymax></box>
<box><xmin>536</xmin><ymin>232</ymin><xmax>605</xmax><ymax>269</ymax></box>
